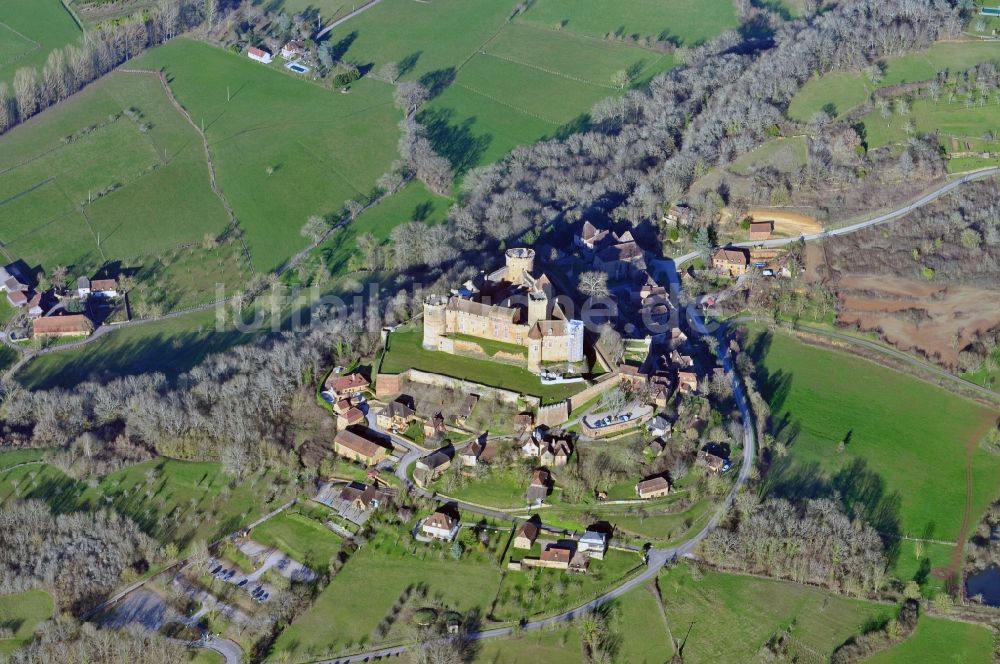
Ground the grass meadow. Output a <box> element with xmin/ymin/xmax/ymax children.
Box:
<box><xmin>729</xmin><ymin>136</ymin><xmax>808</xmax><ymax>175</ymax></box>
<box><xmin>0</xmin><ymin>455</ymin><xmax>295</xmax><ymax>551</ymax></box>
<box><xmin>0</xmin><ymin>70</ymin><xmax>231</xmax><ymax>274</ymax></box>
<box><xmin>657</xmin><ymin>563</ymin><xmax>891</xmax><ymax>662</ymax></box>
<box><xmin>134</xmin><ymin>38</ymin><xmax>401</xmax><ymax>272</ymax></box>
<box><xmin>0</xmin><ymin>0</ymin><xmax>81</xmax><ymax>86</ymax></box>
<box><xmin>516</xmin><ymin>0</ymin><xmax>738</xmax><ymax>46</ymax></box>
<box><xmin>0</xmin><ymin>589</ymin><xmax>54</xmax><ymax>656</ymax></box>
<box><xmin>866</xmin><ymin>615</ymin><xmax>994</xmax><ymax>664</ymax></box>
<box><xmin>251</xmin><ymin>510</ymin><xmax>343</xmax><ymax>571</ymax></box>
<box><xmin>271</xmin><ymin>542</ymin><xmax>504</xmax><ymax>660</ymax></box>
<box><xmin>746</xmin><ymin>326</ymin><xmax>1000</xmax><ymax>544</ymax></box>
<box><xmin>787</xmin><ymin>41</ymin><xmax>1000</xmax><ymax>122</ymax></box>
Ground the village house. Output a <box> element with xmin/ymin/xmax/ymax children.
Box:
<box><xmin>697</xmin><ymin>449</ymin><xmax>729</xmax><ymax>475</ymax></box>
<box><xmin>647</xmin><ymin>439</ymin><xmax>666</xmax><ymax>457</ymax></box>
<box><xmin>712</xmin><ymin>247</ymin><xmax>750</xmax><ymax>277</ymax></box>
<box><xmin>458</xmin><ymin>439</ymin><xmax>494</xmax><ymax>467</ymax></box>
<box><xmin>748</xmin><ymin>220</ymin><xmax>774</xmax><ymax>242</ymax></box>
<box><xmin>594</xmin><ymin>232</ymin><xmax>647</xmax><ymax>280</ymax></box>
<box><xmin>664</xmin><ymin>203</ymin><xmax>694</xmax><ymax>227</ymax></box>
<box><xmin>336</xmin><ymin>406</ymin><xmax>366</xmax><ymax>429</ymax></box>
<box><xmin>421</xmin><ymin>509</ymin><xmax>460</xmax><ymax>541</ymax></box>
<box><xmin>333</xmin><ymin>427</ymin><xmax>390</xmax><ymax>465</ymax></box>
<box><xmin>422</xmin><ymin>248</ymin><xmax>584</xmax><ymax>372</ymax></box>
<box><xmin>670</xmin><ymin>350</ymin><xmax>694</xmax><ymax>368</ymax></box>
<box><xmin>636</xmin><ymin>475</ymin><xmax>671</xmax><ymax>499</ymax></box>
<box><xmin>521</xmin><ymin>435</ymin><xmax>541</xmax><ymax>457</ymax></box>
<box><xmin>539</xmin><ymin>436</ymin><xmax>571</xmax><ymax>467</ymax></box>
<box><xmin>27</xmin><ymin>292</ymin><xmax>52</xmax><ymax>319</ymax></box>
<box><xmin>513</xmin><ymin>412</ymin><xmax>535</xmax><ymax>431</ymax></box>
<box><xmin>338</xmin><ymin>482</ymin><xmax>385</xmax><ymax>512</ymax></box>
<box><xmin>281</xmin><ymin>40</ymin><xmax>306</xmax><ymax>59</ymax></box>
<box><xmin>647</xmin><ymin>415</ymin><xmax>671</xmax><ymax>438</ymax></box>
<box><xmin>0</xmin><ymin>264</ymin><xmax>29</xmax><ymax>308</ymax></box>
<box><xmin>248</xmin><ymin>46</ymin><xmax>273</xmax><ymax>64</ymax></box>
<box><xmin>650</xmin><ymin>373</ymin><xmax>672</xmax><ymax>408</ymax></box>
<box><xmin>32</xmin><ymin>313</ymin><xmax>93</xmax><ymax>339</ymax></box>
<box><xmin>677</xmin><ymin>371</ymin><xmax>699</xmax><ymax>394</ymax></box>
<box><xmin>578</xmin><ymin>530</ymin><xmax>608</xmax><ymax>560</ymax></box>
<box><xmin>327</xmin><ymin>372</ymin><xmax>369</xmax><ymax>398</ymax></box>
<box><xmin>423</xmin><ymin>411</ymin><xmax>447</xmax><ymax>439</ymax></box>
<box><xmin>414</xmin><ymin>448</ymin><xmax>452</xmax><ymax>485</ymax></box>
<box><xmin>455</xmin><ymin>394</ymin><xmax>479</xmax><ymax>425</ymax></box>
<box><xmin>575</xmin><ymin>221</ymin><xmax>611</xmax><ymax>252</ymax></box>
<box><xmin>86</xmin><ymin>278</ymin><xmax>118</xmax><ymax>298</ymax></box>
<box><xmin>513</xmin><ymin>518</ymin><xmax>540</xmax><ymax>549</ymax></box>
<box><xmin>532</xmin><ymin>545</ymin><xmax>572</xmax><ymax>570</ymax></box>
<box><xmin>526</xmin><ymin>468</ymin><xmax>552</xmax><ymax>504</ymax></box>
<box><xmin>376</xmin><ymin>395</ymin><xmax>417</xmax><ymax>432</ymax></box>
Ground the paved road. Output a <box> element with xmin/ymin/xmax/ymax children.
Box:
<box><xmin>189</xmin><ymin>636</ymin><xmax>243</xmax><ymax>664</ymax></box>
<box><xmin>668</xmin><ymin>167</ymin><xmax>1000</xmax><ymax>269</ymax></box>
<box><xmin>323</xmin><ymin>265</ymin><xmax>757</xmax><ymax>664</ymax></box>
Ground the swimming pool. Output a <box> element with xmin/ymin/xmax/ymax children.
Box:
<box><xmin>286</xmin><ymin>62</ymin><xmax>310</xmax><ymax>74</ymax></box>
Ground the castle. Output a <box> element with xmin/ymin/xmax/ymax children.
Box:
<box><xmin>423</xmin><ymin>248</ymin><xmax>584</xmax><ymax>372</ymax></box>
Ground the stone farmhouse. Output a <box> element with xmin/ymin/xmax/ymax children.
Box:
<box><xmin>576</xmin><ymin>222</ymin><xmax>648</xmax><ymax>279</ymax></box>
<box><xmin>713</xmin><ymin>247</ymin><xmax>750</xmax><ymax>276</ymax></box>
<box><xmin>333</xmin><ymin>427</ymin><xmax>390</xmax><ymax>465</ymax></box>
<box><xmin>423</xmin><ymin>248</ymin><xmax>584</xmax><ymax>372</ymax></box>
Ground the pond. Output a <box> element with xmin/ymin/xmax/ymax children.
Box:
<box><xmin>965</xmin><ymin>565</ymin><xmax>1000</xmax><ymax>607</ymax></box>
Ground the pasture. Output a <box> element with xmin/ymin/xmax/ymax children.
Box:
<box><xmin>746</xmin><ymin>326</ymin><xmax>1000</xmax><ymax>544</ymax></box>
<box><xmin>866</xmin><ymin>615</ymin><xmax>994</xmax><ymax>664</ymax></box>
<box><xmin>657</xmin><ymin>563</ymin><xmax>891</xmax><ymax>662</ymax></box>
<box><xmin>321</xmin><ymin>0</ymin><xmax>680</xmax><ymax>172</ymax></box>
<box><xmin>0</xmin><ymin>69</ymin><xmax>234</xmax><ymax>286</ymax></box>
<box><xmin>0</xmin><ymin>589</ymin><xmax>54</xmax><ymax>656</ymax></box>
<box><xmin>14</xmin><ymin>308</ymin><xmax>263</xmax><ymax>389</ymax></box>
<box><xmin>729</xmin><ymin>136</ymin><xmax>808</xmax><ymax>175</ymax></box>
<box><xmin>0</xmin><ymin>0</ymin><xmax>81</xmax><ymax>86</ymax></box>
<box><xmin>860</xmin><ymin>95</ymin><xmax>1000</xmax><ymax>152</ymax></box>
<box><xmin>516</xmin><ymin>0</ymin><xmax>738</xmax><ymax>46</ymax></box>
<box><xmin>251</xmin><ymin>510</ymin><xmax>342</xmax><ymax>570</ymax></box>
<box><xmin>271</xmin><ymin>543</ymin><xmax>503</xmax><ymax>660</ymax></box>
<box><xmin>787</xmin><ymin>41</ymin><xmax>1000</xmax><ymax>122</ymax></box>
<box><xmin>0</xmin><ymin>456</ymin><xmax>296</xmax><ymax>550</ymax></box>
<box><xmin>134</xmin><ymin>38</ymin><xmax>401</xmax><ymax>272</ymax></box>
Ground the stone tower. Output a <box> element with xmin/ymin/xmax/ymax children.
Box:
<box><xmin>422</xmin><ymin>294</ymin><xmax>448</xmax><ymax>350</ymax></box>
<box><xmin>527</xmin><ymin>292</ymin><xmax>548</xmax><ymax>327</ymax></box>
<box><xmin>504</xmin><ymin>247</ymin><xmax>535</xmax><ymax>285</ymax></box>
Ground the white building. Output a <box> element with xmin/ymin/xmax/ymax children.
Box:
<box><xmin>248</xmin><ymin>46</ymin><xmax>273</xmax><ymax>64</ymax></box>
<box><xmin>421</xmin><ymin>510</ymin><xmax>460</xmax><ymax>541</ymax></box>
<box><xmin>578</xmin><ymin>530</ymin><xmax>607</xmax><ymax>560</ymax></box>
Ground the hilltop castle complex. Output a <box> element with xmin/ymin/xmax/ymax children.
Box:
<box><xmin>423</xmin><ymin>248</ymin><xmax>584</xmax><ymax>372</ymax></box>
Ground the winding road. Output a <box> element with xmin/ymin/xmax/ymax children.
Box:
<box><xmin>311</xmin><ymin>167</ymin><xmax>1000</xmax><ymax>664</ymax></box>
<box><xmin>323</xmin><ymin>264</ymin><xmax>757</xmax><ymax>664</ymax></box>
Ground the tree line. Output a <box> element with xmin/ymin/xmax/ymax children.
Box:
<box><xmin>0</xmin><ymin>0</ymin><xmax>205</xmax><ymax>135</ymax></box>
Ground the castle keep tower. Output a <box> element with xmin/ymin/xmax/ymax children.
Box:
<box><xmin>422</xmin><ymin>294</ymin><xmax>448</xmax><ymax>349</ymax></box>
<box><xmin>504</xmin><ymin>247</ymin><xmax>535</xmax><ymax>285</ymax></box>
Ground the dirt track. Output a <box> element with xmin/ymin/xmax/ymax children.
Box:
<box><xmin>746</xmin><ymin>207</ymin><xmax>824</xmax><ymax>237</ymax></box>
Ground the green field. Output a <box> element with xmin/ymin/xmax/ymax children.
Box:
<box><xmin>658</xmin><ymin>563</ymin><xmax>891</xmax><ymax>662</ymax></box>
<box><xmin>0</xmin><ymin>0</ymin><xmax>81</xmax><ymax>86</ymax></box>
<box><xmin>474</xmin><ymin>628</ymin><xmax>583</xmax><ymax>664</ymax></box>
<box><xmin>251</xmin><ymin>511</ymin><xmax>342</xmax><ymax>571</ymax></box>
<box><xmin>432</xmin><ymin>470</ymin><xmax>528</xmax><ymax>507</ymax></box>
<box><xmin>272</xmin><ymin>545</ymin><xmax>503</xmax><ymax>660</ymax></box>
<box><xmin>0</xmin><ymin>70</ymin><xmax>231</xmax><ymax>274</ymax></box>
<box><xmin>866</xmin><ymin>615</ymin><xmax>994</xmax><ymax>664</ymax></box>
<box><xmin>787</xmin><ymin>41</ymin><xmax>1000</xmax><ymax>122</ymax></box>
<box><xmin>381</xmin><ymin>326</ymin><xmax>585</xmax><ymax>404</ymax></box>
<box><xmin>321</xmin><ymin>0</ymin><xmax>680</xmax><ymax>173</ymax></box>
<box><xmin>517</xmin><ymin>0</ymin><xmax>738</xmax><ymax>46</ymax></box>
<box><xmin>729</xmin><ymin>136</ymin><xmax>808</xmax><ymax>175</ymax></box>
<box><xmin>0</xmin><ymin>457</ymin><xmax>295</xmax><ymax>550</ymax></box>
<box><xmin>0</xmin><ymin>589</ymin><xmax>54</xmax><ymax>656</ymax></box>
<box><xmin>317</xmin><ymin>179</ymin><xmax>451</xmax><ymax>277</ymax></box>
<box><xmin>788</xmin><ymin>72</ymin><xmax>872</xmax><ymax>121</ymax></box>
<box><xmin>134</xmin><ymin>39</ymin><xmax>401</xmax><ymax>272</ymax></box>
<box><xmin>14</xmin><ymin>308</ymin><xmax>262</xmax><ymax>389</ymax></box>
<box><xmin>860</xmin><ymin>95</ymin><xmax>1000</xmax><ymax>151</ymax></box>
<box><xmin>474</xmin><ymin>581</ymin><xmax>671</xmax><ymax>663</ymax></box>
<box><xmin>748</xmin><ymin>327</ymin><xmax>1000</xmax><ymax>543</ymax></box>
